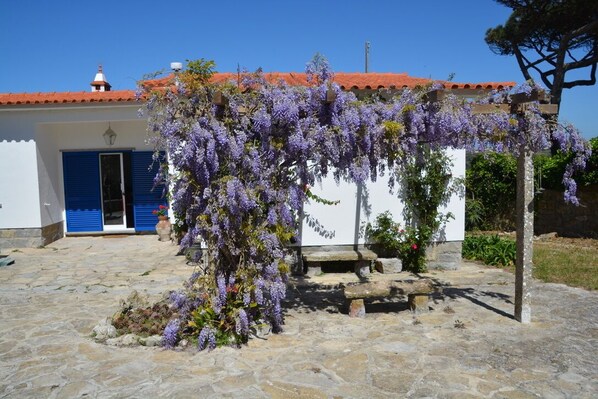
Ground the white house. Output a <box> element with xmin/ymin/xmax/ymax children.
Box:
<box><xmin>0</xmin><ymin>65</ymin><xmax>513</xmax><ymax>267</ymax></box>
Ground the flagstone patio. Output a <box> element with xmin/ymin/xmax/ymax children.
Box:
<box><xmin>0</xmin><ymin>236</ymin><xmax>596</xmax><ymax>398</ymax></box>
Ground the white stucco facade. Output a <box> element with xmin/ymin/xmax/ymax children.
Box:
<box><xmin>0</xmin><ymin>103</ymin><xmax>153</xmax><ymax>247</ymax></box>
<box><xmin>301</xmin><ymin>148</ymin><xmax>466</xmax><ymax>246</ymax></box>
<box><xmin>0</xmin><ymin>101</ymin><xmax>467</xmax><ymax>250</ymax></box>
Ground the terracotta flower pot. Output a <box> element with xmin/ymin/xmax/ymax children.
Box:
<box><xmin>156</xmin><ymin>215</ymin><xmax>172</xmax><ymax>242</ymax></box>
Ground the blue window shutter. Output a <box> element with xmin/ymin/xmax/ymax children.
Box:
<box><xmin>132</xmin><ymin>151</ymin><xmax>168</xmax><ymax>231</ymax></box>
<box><xmin>63</xmin><ymin>152</ymin><xmax>103</xmax><ymax>232</ymax></box>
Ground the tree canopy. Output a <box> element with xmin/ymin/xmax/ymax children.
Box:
<box><xmin>485</xmin><ymin>0</ymin><xmax>598</xmax><ymax>106</ymax></box>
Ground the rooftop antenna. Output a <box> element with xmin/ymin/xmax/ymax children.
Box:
<box><xmin>365</xmin><ymin>41</ymin><xmax>370</xmax><ymax>73</ymax></box>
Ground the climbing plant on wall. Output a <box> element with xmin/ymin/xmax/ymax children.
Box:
<box><xmin>140</xmin><ymin>56</ymin><xmax>591</xmax><ymax>349</ymax></box>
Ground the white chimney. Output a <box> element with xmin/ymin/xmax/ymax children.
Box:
<box><xmin>90</xmin><ymin>65</ymin><xmax>112</xmax><ymax>92</ymax></box>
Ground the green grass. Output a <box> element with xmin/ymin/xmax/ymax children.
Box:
<box><xmin>464</xmin><ymin>233</ymin><xmax>598</xmax><ymax>291</ymax></box>
<box><xmin>531</xmin><ymin>242</ymin><xmax>598</xmax><ymax>291</ymax></box>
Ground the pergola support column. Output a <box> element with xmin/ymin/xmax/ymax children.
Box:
<box><xmin>515</xmin><ymin>144</ymin><xmax>534</xmax><ymax>323</ymax></box>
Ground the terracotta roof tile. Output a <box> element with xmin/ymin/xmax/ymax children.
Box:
<box><xmin>148</xmin><ymin>72</ymin><xmax>514</xmax><ymax>91</ymax></box>
<box><xmin>0</xmin><ymin>73</ymin><xmax>515</xmax><ymax>106</ymax></box>
<box><xmin>0</xmin><ymin>90</ymin><xmax>137</xmax><ymax>106</ymax></box>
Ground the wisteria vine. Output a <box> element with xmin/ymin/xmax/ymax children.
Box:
<box><xmin>140</xmin><ymin>57</ymin><xmax>591</xmax><ymax>349</ymax></box>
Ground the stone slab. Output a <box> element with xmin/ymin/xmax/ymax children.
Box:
<box><xmin>344</xmin><ymin>279</ymin><xmax>435</xmax><ymax>299</ymax></box>
<box><xmin>302</xmin><ymin>249</ymin><xmax>378</xmax><ymax>262</ymax></box>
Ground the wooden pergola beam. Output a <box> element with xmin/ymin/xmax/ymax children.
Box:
<box><xmin>510</xmin><ymin>89</ymin><xmax>551</xmax><ymax>105</ymax></box>
<box><xmin>472</xmin><ymin>104</ymin><xmax>510</xmax><ymax>114</ymax></box>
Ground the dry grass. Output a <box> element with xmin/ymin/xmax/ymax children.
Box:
<box><xmin>497</xmin><ymin>236</ymin><xmax>598</xmax><ymax>290</ymax></box>
<box><xmin>532</xmin><ymin>241</ymin><xmax>598</xmax><ymax>291</ymax></box>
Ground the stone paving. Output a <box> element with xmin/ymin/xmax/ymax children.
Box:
<box><xmin>0</xmin><ymin>236</ymin><xmax>596</xmax><ymax>398</ymax></box>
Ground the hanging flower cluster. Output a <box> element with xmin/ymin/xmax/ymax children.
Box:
<box><xmin>140</xmin><ymin>57</ymin><xmax>590</xmax><ymax>349</ymax></box>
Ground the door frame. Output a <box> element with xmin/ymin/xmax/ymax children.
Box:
<box><xmin>99</xmin><ymin>152</ymin><xmax>129</xmax><ymax>231</ymax></box>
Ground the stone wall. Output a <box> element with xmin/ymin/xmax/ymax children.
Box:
<box><xmin>535</xmin><ymin>185</ymin><xmax>598</xmax><ymax>238</ymax></box>
<box><xmin>0</xmin><ymin>221</ymin><xmax>64</xmax><ymax>249</ymax></box>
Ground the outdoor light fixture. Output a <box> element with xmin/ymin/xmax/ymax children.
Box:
<box><xmin>103</xmin><ymin>123</ymin><xmax>117</xmax><ymax>146</ymax></box>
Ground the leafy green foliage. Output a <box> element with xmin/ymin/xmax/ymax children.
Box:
<box><xmin>462</xmin><ymin>234</ymin><xmax>516</xmax><ymax>267</ymax></box>
<box><xmin>189</xmin><ymin>284</ymin><xmax>251</xmax><ymax>348</ymax></box>
<box><xmin>466</xmin><ymin>139</ymin><xmax>596</xmax><ymax>231</ymax></box>
<box><xmin>305</xmin><ymin>186</ymin><xmax>340</xmax><ymax>206</ymax></box>
<box><xmin>465</xmin><ymin>152</ymin><xmax>517</xmax><ymax>231</ymax></box>
<box><xmin>364</xmin><ymin>211</ymin><xmax>419</xmax><ymax>261</ymax></box>
<box><xmin>366</xmin><ymin>147</ymin><xmax>459</xmax><ymax>273</ymax></box>
<box><xmin>397</xmin><ymin>146</ymin><xmax>458</xmax><ymax>272</ymax></box>
<box><xmin>536</xmin><ymin>137</ymin><xmax>598</xmax><ymax>189</ymax></box>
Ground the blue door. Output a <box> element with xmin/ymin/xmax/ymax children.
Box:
<box><xmin>132</xmin><ymin>151</ymin><xmax>168</xmax><ymax>231</ymax></box>
<box><xmin>63</xmin><ymin>152</ymin><xmax>103</xmax><ymax>232</ymax></box>
<box><xmin>63</xmin><ymin>151</ymin><xmax>167</xmax><ymax>233</ymax></box>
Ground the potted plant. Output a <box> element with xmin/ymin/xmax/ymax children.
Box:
<box><xmin>153</xmin><ymin>205</ymin><xmax>171</xmax><ymax>241</ymax></box>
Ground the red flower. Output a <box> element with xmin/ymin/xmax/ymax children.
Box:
<box><xmin>226</xmin><ymin>285</ymin><xmax>239</xmax><ymax>294</ymax></box>
<box><xmin>152</xmin><ymin>210</ymin><xmax>158</xmax><ymax>215</ymax></box>
<box><xmin>411</xmin><ymin>244</ymin><xmax>418</xmax><ymax>250</ymax></box>
<box><xmin>159</xmin><ymin>205</ymin><xmax>167</xmax><ymax>210</ymax></box>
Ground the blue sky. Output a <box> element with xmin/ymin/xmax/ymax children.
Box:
<box><xmin>1</xmin><ymin>0</ymin><xmax>596</xmax><ymax>139</ymax></box>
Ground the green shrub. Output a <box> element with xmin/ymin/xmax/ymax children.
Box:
<box><xmin>462</xmin><ymin>234</ymin><xmax>516</xmax><ymax>267</ymax></box>
<box><xmin>364</xmin><ymin>211</ymin><xmax>422</xmax><ymax>271</ymax></box>
<box><xmin>536</xmin><ymin>137</ymin><xmax>598</xmax><ymax>190</ymax></box>
<box><xmin>466</xmin><ymin>138</ymin><xmax>597</xmax><ymax>231</ymax></box>
<box><xmin>465</xmin><ymin>153</ymin><xmax>517</xmax><ymax>231</ymax></box>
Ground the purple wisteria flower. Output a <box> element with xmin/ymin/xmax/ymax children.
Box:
<box><xmin>162</xmin><ymin>318</ymin><xmax>180</xmax><ymax>349</ymax></box>
<box><xmin>198</xmin><ymin>326</ymin><xmax>217</xmax><ymax>351</ymax></box>
<box><xmin>140</xmin><ymin>55</ymin><xmax>591</xmax><ymax>349</ymax></box>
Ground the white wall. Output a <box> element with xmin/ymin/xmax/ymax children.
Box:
<box><xmin>1</xmin><ymin>102</ymin><xmax>467</xmax><ymax>245</ymax></box>
<box><xmin>0</xmin><ymin>138</ymin><xmax>41</xmax><ymax>228</ymax></box>
<box><xmin>0</xmin><ymin>104</ymin><xmax>150</xmax><ymax>230</ymax></box>
<box><xmin>301</xmin><ymin>148</ymin><xmax>466</xmax><ymax>246</ymax></box>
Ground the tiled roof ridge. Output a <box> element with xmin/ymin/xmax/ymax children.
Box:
<box><xmin>145</xmin><ymin>72</ymin><xmax>515</xmax><ymax>91</ymax></box>
<box><xmin>0</xmin><ymin>72</ymin><xmax>516</xmax><ymax>106</ymax></box>
<box><xmin>0</xmin><ymin>90</ymin><xmax>137</xmax><ymax>106</ymax></box>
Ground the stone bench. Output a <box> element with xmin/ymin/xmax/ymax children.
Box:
<box><xmin>302</xmin><ymin>248</ymin><xmax>378</xmax><ymax>277</ymax></box>
<box><xmin>344</xmin><ymin>279</ymin><xmax>436</xmax><ymax>317</ymax></box>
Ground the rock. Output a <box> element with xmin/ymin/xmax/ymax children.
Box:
<box><xmin>139</xmin><ymin>335</ymin><xmax>163</xmax><ymax>347</ymax></box>
<box><xmin>120</xmin><ymin>290</ymin><xmax>149</xmax><ymax>310</ymax></box>
<box><xmin>374</xmin><ymin>258</ymin><xmax>403</xmax><ymax>273</ymax></box>
<box><xmin>349</xmin><ymin>299</ymin><xmax>366</xmax><ymax>318</ymax></box>
<box><xmin>178</xmin><ymin>339</ymin><xmax>189</xmax><ymax>348</ymax></box>
<box><xmin>252</xmin><ymin>323</ymin><xmax>272</xmax><ymax>339</ymax></box>
<box><xmin>355</xmin><ymin>260</ymin><xmax>371</xmax><ymax>277</ymax></box>
<box><xmin>408</xmin><ymin>294</ymin><xmax>430</xmax><ymax>314</ymax></box>
<box><xmin>535</xmin><ymin>232</ymin><xmax>558</xmax><ymax>240</ymax></box>
<box><xmin>106</xmin><ymin>333</ymin><xmax>140</xmax><ymax>346</ymax></box>
<box><xmin>91</xmin><ymin>318</ymin><xmax>117</xmax><ymax>342</ymax></box>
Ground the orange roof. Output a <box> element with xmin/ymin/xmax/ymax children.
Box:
<box><xmin>0</xmin><ymin>73</ymin><xmax>515</xmax><ymax>106</ymax></box>
<box><xmin>0</xmin><ymin>90</ymin><xmax>137</xmax><ymax>106</ymax></box>
<box><xmin>148</xmin><ymin>72</ymin><xmax>514</xmax><ymax>91</ymax></box>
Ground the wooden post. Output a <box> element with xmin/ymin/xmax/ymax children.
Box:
<box><xmin>515</xmin><ymin>144</ymin><xmax>534</xmax><ymax>323</ymax></box>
